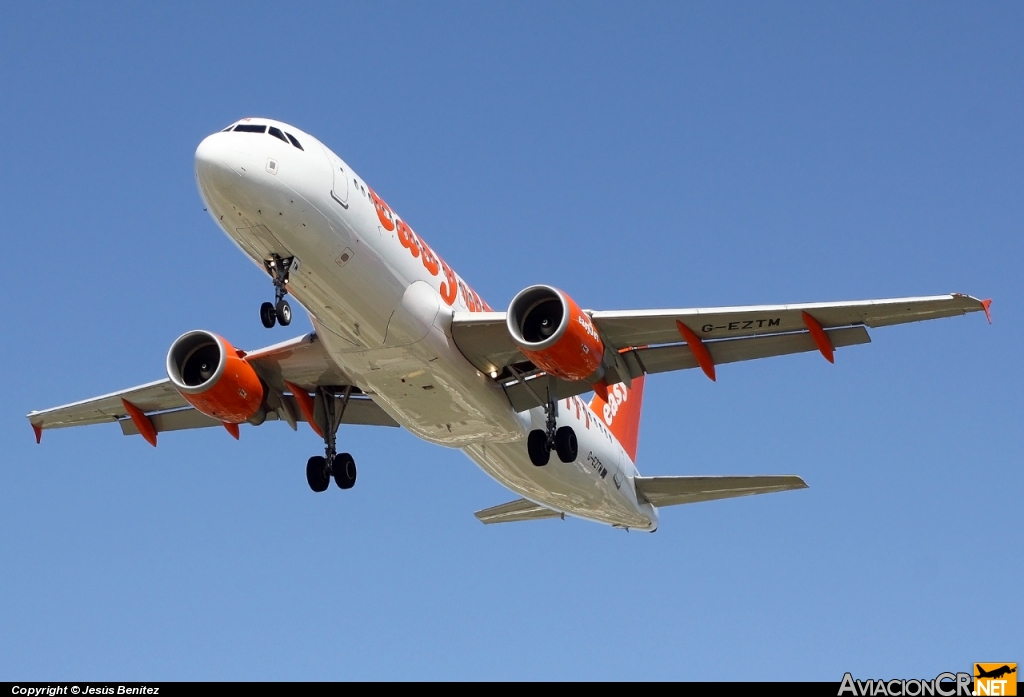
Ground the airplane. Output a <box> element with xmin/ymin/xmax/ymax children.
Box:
<box><xmin>976</xmin><ymin>665</ymin><xmax>1016</xmax><ymax>680</ymax></box>
<box><xmin>26</xmin><ymin>118</ymin><xmax>992</xmax><ymax>532</ymax></box>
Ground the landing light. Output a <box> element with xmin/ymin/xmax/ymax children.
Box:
<box><xmin>490</xmin><ymin>370</ymin><xmax>498</xmax><ymax>379</ymax></box>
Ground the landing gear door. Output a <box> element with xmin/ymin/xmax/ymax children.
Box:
<box><xmin>321</xmin><ymin>146</ymin><xmax>349</xmax><ymax>207</ymax></box>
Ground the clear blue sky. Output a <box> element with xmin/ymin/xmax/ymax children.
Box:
<box><xmin>2</xmin><ymin>2</ymin><xmax>1020</xmax><ymax>681</ymax></box>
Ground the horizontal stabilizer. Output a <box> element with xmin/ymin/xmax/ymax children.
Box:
<box><xmin>635</xmin><ymin>475</ymin><xmax>807</xmax><ymax>507</ymax></box>
<box><xmin>475</xmin><ymin>498</ymin><xmax>563</xmax><ymax>525</ymax></box>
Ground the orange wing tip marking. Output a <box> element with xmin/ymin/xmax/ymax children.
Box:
<box><xmin>284</xmin><ymin>380</ymin><xmax>323</xmax><ymax>438</ymax></box>
<box><xmin>223</xmin><ymin>422</ymin><xmax>240</xmax><ymax>440</ymax></box>
<box><xmin>121</xmin><ymin>399</ymin><xmax>157</xmax><ymax>447</ymax></box>
<box><xmin>801</xmin><ymin>311</ymin><xmax>835</xmax><ymax>364</ymax></box>
<box><xmin>32</xmin><ymin>423</ymin><xmax>42</xmax><ymax>444</ymax></box>
<box><xmin>676</xmin><ymin>320</ymin><xmax>716</xmax><ymax>381</ymax></box>
<box><xmin>981</xmin><ymin>298</ymin><xmax>993</xmax><ymax>324</ymax></box>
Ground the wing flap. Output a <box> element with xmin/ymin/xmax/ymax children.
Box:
<box><xmin>474</xmin><ymin>498</ymin><xmax>562</xmax><ymax>524</ymax></box>
<box><xmin>635</xmin><ymin>475</ymin><xmax>808</xmax><ymax>507</ymax></box>
<box><xmin>116</xmin><ymin>394</ymin><xmax>398</xmax><ymax>436</ymax></box>
<box><xmin>636</xmin><ymin>325</ymin><xmax>870</xmax><ymax>376</ymax></box>
<box><xmin>502</xmin><ymin>326</ymin><xmax>870</xmax><ymax>411</ymax></box>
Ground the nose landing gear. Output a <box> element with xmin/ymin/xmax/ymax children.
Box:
<box><xmin>260</xmin><ymin>254</ymin><xmax>298</xmax><ymax>328</ymax></box>
<box><xmin>306</xmin><ymin>386</ymin><xmax>358</xmax><ymax>493</ymax></box>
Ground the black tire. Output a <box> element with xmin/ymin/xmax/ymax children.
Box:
<box><xmin>306</xmin><ymin>456</ymin><xmax>330</xmax><ymax>492</ymax></box>
<box><xmin>333</xmin><ymin>452</ymin><xmax>357</xmax><ymax>490</ymax></box>
<box><xmin>527</xmin><ymin>430</ymin><xmax>550</xmax><ymax>467</ymax></box>
<box><xmin>555</xmin><ymin>426</ymin><xmax>578</xmax><ymax>463</ymax></box>
<box><xmin>260</xmin><ymin>301</ymin><xmax>276</xmax><ymax>328</ymax></box>
<box><xmin>276</xmin><ymin>299</ymin><xmax>292</xmax><ymax>326</ymax></box>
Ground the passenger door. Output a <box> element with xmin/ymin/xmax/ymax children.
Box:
<box><xmin>321</xmin><ymin>146</ymin><xmax>349</xmax><ymax>207</ymax></box>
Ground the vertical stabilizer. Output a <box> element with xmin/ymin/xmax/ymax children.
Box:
<box><xmin>589</xmin><ymin>376</ymin><xmax>645</xmax><ymax>462</ymax></box>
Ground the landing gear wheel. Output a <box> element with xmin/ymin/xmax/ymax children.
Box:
<box><xmin>305</xmin><ymin>456</ymin><xmax>330</xmax><ymax>492</ymax></box>
<box><xmin>555</xmin><ymin>426</ymin><xmax>578</xmax><ymax>463</ymax></box>
<box><xmin>528</xmin><ymin>429</ymin><xmax>551</xmax><ymax>467</ymax></box>
<box><xmin>275</xmin><ymin>299</ymin><xmax>292</xmax><ymax>327</ymax></box>
<box><xmin>333</xmin><ymin>453</ymin><xmax>356</xmax><ymax>489</ymax></box>
<box><xmin>260</xmin><ymin>302</ymin><xmax>277</xmax><ymax>329</ymax></box>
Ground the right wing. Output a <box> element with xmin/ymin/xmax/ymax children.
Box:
<box><xmin>634</xmin><ymin>475</ymin><xmax>808</xmax><ymax>507</ymax></box>
<box><xmin>27</xmin><ymin>333</ymin><xmax>397</xmax><ymax>442</ymax></box>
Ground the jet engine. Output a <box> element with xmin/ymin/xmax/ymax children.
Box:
<box><xmin>166</xmin><ymin>330</ymin><xmax>266</xmax><ymax>424</ymax></box>
<box><xmin>506</xmin><ymin>285</ymin><xmax>605</xmax><ymax>382</ymax></box>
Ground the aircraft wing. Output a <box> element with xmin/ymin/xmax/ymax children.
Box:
<box><xmin>451</xmin><ymin>293</ymin><xmax>990</xmax><ymax>411</ymax></box>
<box><xmin>474</xmin><ymin>498</ymin><xmax>563</xmax><ymax>524</ymax></box>
<box><xmin>27</xmin><ymin>333</ymin><xmax>398</xmax><ymax>442</ymax></box>
<box><xmin>634</xmin><ymin>475</ymin><xmax>808</xmax><ymax>507</ymax></box>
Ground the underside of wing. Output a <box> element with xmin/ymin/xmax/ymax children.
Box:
<box><xmin>474</xmin><ymin>498</ymin><xmax>563</xmax><ymax>524</ymax></box>
<box><xmin>591</xmin><ymin>294</ymin><xmax>988</xmax><ymax>347</ymax></box>
<box><xmin>27</xmin><ymin>332</ymin><xmax>398</xmax><ymax>443</ymax></box>
<box><xmin>451</xmin><ymin>294</ymin><xmax>989</xmax><ymax>410</ymax></box>
<box><xmin>634</xmin><ymin>475</ymin><xmax>808</xmax><ymax>507</ymax></box>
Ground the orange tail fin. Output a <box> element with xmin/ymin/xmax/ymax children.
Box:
<box><xmin>589</xmin><ymin>376</ymin><xmax>645</xmax><ymax>463</ymax></box>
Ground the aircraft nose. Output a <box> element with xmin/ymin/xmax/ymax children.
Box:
<box><xmin>195</xmin><ymin>132</ymin><xmax>251</xmax><ymax>193</ymax></box>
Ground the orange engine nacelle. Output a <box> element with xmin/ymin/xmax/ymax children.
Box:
<box><xmin>166</xmin><ymin>330</ymin><xmax>265</xmax><ymax>424</ymax></box>
<box><xmin>506</xmin><ymin>285</ymin><xmax>605</xmax><ymax>382</ymax></box>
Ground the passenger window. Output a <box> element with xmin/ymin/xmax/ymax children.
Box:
<box><xmin>285</xmin><ymin>132</ymin><xmax>304</xmax><ymax>150</ymax></box>
<box><xmin>268</xmin><ymin>126</ymin><xmax>288</xmax><ymax>143</ymax></box>
<box><xmin>234</xmin><ymin>124</ymin><xmax>267</xmax><ymax>133</ymax></box>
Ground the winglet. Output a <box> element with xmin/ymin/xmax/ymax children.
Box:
<box><xmin>801</xmin><ymin>311</ymin><xmax>835</xmax><ymax>363</ymax></box>
<box><xmin>676</xmin><ymin>321</ymin><xmax>716</xmax><ymax>381</ymax></box>
<box><xmin>121</xmin><ymin>399</ymin><xmax>157</xmax><ymax>447</ymax></box>
<box><xmin>284</xmin><ymin>381</ymin><xmax>324</xmax><ymax>438</ymax></box>
<box><xmin>223</xmin><ymin>422</ymin><xmax>240</xmax><ymax>440</ymax></box>
<box><xmin>981</xmin><ymin>298</ymin><xmax>993</xmax><ymax>324</ymax></box>
<box><xmin>32</xmin><ymin>423</ymin><xmax>42</xmax><ymax>444</ymax></box>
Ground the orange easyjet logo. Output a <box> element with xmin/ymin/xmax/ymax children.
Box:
<box><xmin>369</xmin><ymin>187</ymin><xmax>490</xmax><ymax>312</ymax></box>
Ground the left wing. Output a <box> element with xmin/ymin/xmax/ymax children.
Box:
<box><xmin>474</xmin><ymin>498</ymin><xmax>563</xmax><ymax>525</ymax></box>
<box><xmin>452</xmin><ymin>293</ymin><xmax>990</xmax><ymax>411</ymax></box>
<box><xmin>27</xmin><ymin>333</ymin><xmax>397</xmax><ymax>443</ymax></box>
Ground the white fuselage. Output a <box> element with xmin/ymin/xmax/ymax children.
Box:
<box><xmin>194</xmin><ymin>119</ymin><xmax>658</xmax><ymax>531</ymax></box>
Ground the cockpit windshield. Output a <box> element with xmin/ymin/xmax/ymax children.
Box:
<box><xmin>228</xmin><ymin>123</ymin><xmax>303</xmax><ymax>151</ymax></box>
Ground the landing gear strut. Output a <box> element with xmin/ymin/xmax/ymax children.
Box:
<box><xmin>260</xmin><ymin>254</ymin><xmax>297</xmax><ymax>328</ymax></box>
<box><xmin>306</xmin><ymin>385</ymin><xmax>358</xmax><ymax>492</ymax></box>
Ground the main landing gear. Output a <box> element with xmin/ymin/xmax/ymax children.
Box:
<box><xmin>305</xmin><ymin>386</ymin><xmax>358</xmax><ymax>493</ymax></box>
<box><xmin>260</xmin><ymin>254</ymin><xmax>298</xmax><ymax>328</ymax></box>
<box><xmin>527</xmin><ymin>391</ymin><xmax>578</xmax><ymax>467</ymax></box>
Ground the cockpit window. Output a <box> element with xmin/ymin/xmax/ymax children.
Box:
<box><xmin>221</xmin><ymin>125</ymin><xmax>234</xmax><ymax>132</ymax></box>
<box><xmin>268</xmin><ymin>126</ymin><xmax>288</xmax><ymax>143</ymax></box>
<box><xmin>285</xmin><ymin>132</ymin><xmax>303</xmax><ymax>150</ymax></box>
<box><xmin>234</xmin><ymin>124</ymin><xmax>267</xmax><ymax>133</ymax></box>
